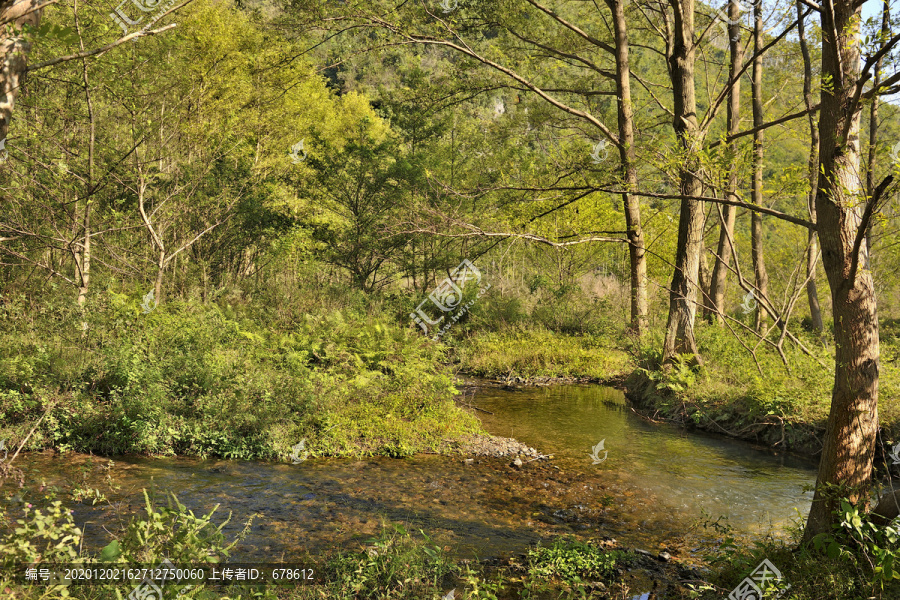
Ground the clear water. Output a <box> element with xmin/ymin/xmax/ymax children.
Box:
<box><xmin>5</xmin><ymin>383</ymin><xmax>817</xmax><ymax>561</ymax></box>
<box><xmin>470</xmin><ymin>384</ymin><xmax>816</xmax><ymax>536</ymax></box>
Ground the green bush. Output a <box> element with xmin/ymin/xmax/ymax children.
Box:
<box><xmin>526</xmin><ymin>537</ymin><xmax>630</xmax><ymax>582</ymax></box>
<box><xmin>320</xmin><ymin>524</ymin><xmax>456</xmax><ymax>599</ymax></box>
<box><xmin>0</xmin><ymin>287</ymin><xmax>483</xmax><ymax>460</ymax></box>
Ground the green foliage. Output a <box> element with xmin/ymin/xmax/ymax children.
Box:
<box><xmin>640</xmin><ymin>353</ymin><xmax>700</xmax><ymax>394</ymax></box>
<box><xmin>0</xmin><ymin>500</ymin><xmax>81</xmax><ymax>568</ymax></box>
<box><xmin>116</xmin><ymin>490</ymin><xmax>242</xmax><ymax>565</ymax></box>
<box><xmin>0</xmin><ymin>487</ymin><xmax>258</xmax><ymax>600</ymax></box>
<box><xmin>525</xmin><ymin>538</ymin><xmax>629</xmax><ymax>582</ymax></box>
<box><xmin>455</xmin><ymin>326</ymin><xmax>631</xmax><ymax>381</ymax></box>
<box><xmin>811</xmin><ymin>500</ymin><xmax>900</xmax><ymax>585</ymax></box>
<box><xmin>0</xmin><ymin>288</ymin><xmax>482</xmax><ymax>460</ymax></box>
<box><xmin>459</xmin><ymin>564</ymin><xmax>506</xmax><ymax>600</ymax></box>
<box><xmin>320</xmin><ymin>523</ymin><xmax>455</xmax><ymax>598</ymax></box>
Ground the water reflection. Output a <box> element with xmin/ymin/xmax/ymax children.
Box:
<box><xmin>470</xmin><ymin>384</ymin><xmax>817</xmax><ymax>535</ymax></box>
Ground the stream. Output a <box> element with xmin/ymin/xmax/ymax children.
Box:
<box><xmin>5</xmin><ymin>382</ymin><xmax>817</xmax><ymax>562</ymax></box>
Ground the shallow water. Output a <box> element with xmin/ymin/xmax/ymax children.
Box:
<box><xmin>469</xmin><ymin>384</ymin><xmax>816</xmax><ymax>536</ymax></box>
<box><xmin>5</xmin><ymin>383</ymin><xmax>817</xmax><ymax>561</ymax></box>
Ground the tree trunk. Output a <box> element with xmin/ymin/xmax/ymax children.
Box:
<box><xmin>707</xmin><ymin>0</ymin><xmax>743</xmax><ymax>324</ymax></box>
<box><xmin>77</xmin><ymin>39</ymin><xmax>96</xmax><ymax>333</ymax></box>
<box><xmin>606</xmin><ymin>0</ymin><xmax>648</xmax><ymax>337</ymax></box>
<box><xmin>662</xmin><ymin>0</ymin><xmax>704</xmax><ymax>363</ymax></box>
<box><xmin>699</xmin><ymin>235</ymin><xmax>711</xmax><ymax>314</ymax></box>
<box><xmin>155</xmin><ymin>250</ymin><xmax>165</xmax><ymax>302</ymax></box>
<box><xmin>798</xmin><ymin>0</ymin><xmax>824</xmax><ymax>335</ymax></box>
<box><xmin>750</xmin><ymin>0</ymin><xmax>769</xmax><ymax>335</ymax></box>
<box><xmin>0</xmin><ymin>1</ymin><xmax>43</xmax><ymax>143</ymax></box>
<box><xmin>802</xmin><ymin>0</ymin><xmax>879</xmax><ymax>544</ymax></box>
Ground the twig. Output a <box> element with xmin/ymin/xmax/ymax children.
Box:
<box><xmin>7</xmin><ymin>399</ymin><xmax>55</xmax><ymax>467</ymax></box>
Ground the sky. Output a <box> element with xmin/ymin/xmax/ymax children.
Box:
<box><xmin>861</xmin><ymin>0</ymin><xmax>888</xmax><ymax>22</ymax></box>
<box><xmin>860</xmin><ymin>0</ymin><xmax>898</xmax><ymax>104</ymax></box>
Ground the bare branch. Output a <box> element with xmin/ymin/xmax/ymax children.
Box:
<box><xmin>27</xmin><ymin>23</ymin><xmax>177</xmax><ymax>72</ymax></box>
<box><xmin>850</xmin><ymin>175</ymin><xmax>894</xmax><ymax>287</ymax></box>
<box><xmin>594</xmin><ymin>188</ymin><xmax>816</xmax><ymax>228</ymax></box>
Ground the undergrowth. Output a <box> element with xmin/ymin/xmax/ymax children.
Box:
<box><xmin>0</xmin><ymin>289</ymin><xmax>482</xmax><ymax>461</ymax></box>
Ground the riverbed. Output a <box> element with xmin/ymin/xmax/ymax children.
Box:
<box><xmin>4</xmin><ymin>382</ymin><xmax>817</xmax><ymax>562</ymax></box>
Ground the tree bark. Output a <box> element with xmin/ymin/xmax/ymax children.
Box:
<box><xmin>0</xmin><ymin>1</ymin><xmax>43</xmax><ymax>143</ymax></box>
<box><xmin>662</xmin><ymin>0</ymin><xmax>704</xmax><ymax>363</ymax></box>
<box><xmin>708</xmin><ymin>1</ymin><xmax>744</xmax><ymax>324</ymax></box>
<box><xmin>798</xmin><ymin>0</ymin><xmax>824</xmax><ymax>335</ymax></box>
<box><xmin>606</xmin><ymin>0</ymin><xmax>648</xmax><ymax>337</ymax></box>
<box><xmin>750</xmin><ymin>0</ymin><xmax>769</xmax><ymax>335</ymax></box>
<box><xmin>76</xmin><ymin>32</ymin><xmax>95</xmax><ymax>313</ymax></box>
<box><xmin>802</xmin><ymin>0</ymin><xmax>879</xmax><ymax>544</ymax></box>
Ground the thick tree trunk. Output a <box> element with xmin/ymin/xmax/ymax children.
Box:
<box><xmin>798</xmin><ymin>0</ymin><xmax>824</xmax><ymax>335</ymax></box>
<box><xmin>802</xmin><ymin>0</ymin><xmax>879</xmax><ymax>544</ymax></box>
<box><xmin>750</xmin><ymin>0</ymin><xmax>769</xmax><ymax>335</ymax></box>
<box><xmin>0</xmin><ymin>1</ymin><xmax>43</xmax><ymax>142</ymax></box>
<box><xmin>707</xmin><ymin>0</ymin><xmax>743</xmax><ymax>324</ymax></box>
<box><xmin>607</xmin><ymin>0</ymin><xmax>648</xmax><ymax>337</ymax></box>
<box><xmin>662</xmin><ymin>0</ymin><xmax>704</xmax><ymax>363</ymax></box>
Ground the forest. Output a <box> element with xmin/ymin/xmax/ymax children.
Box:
<box><xmin>2</xmin><ymin>0</ymin><xmax>900</xmax><ymax>597</ymax></box>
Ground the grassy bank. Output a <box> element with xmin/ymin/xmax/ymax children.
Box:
<box><xmin>0</xmin><ymin>290</ymin><xmax>482</xmax><ymax>461</ymax></box>
<box><xmin>456</xmin><ymin>318</ymin><xmax>900</xmax><ymax>458</ymax></box>
<box><xmin>454</xmin><ymin>327</ymin><xmax>633</xmax><ymax>383</ymax></box>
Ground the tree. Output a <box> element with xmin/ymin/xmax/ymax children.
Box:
<box><xmin>661</xmin><ymin>0</ymin><xmax>705</xmax><ymax>362</ymax></box>
<box><xmin>801</xmin><ymin>0</ymin><xmax>896</xmax><ymax>543</ymax></box>
<box><xmin>306</xmin><ymin>118</ymin><xmax>418</xmax><ymax>292</ymax></box>
<box><xmin>797</xmin><ymin>0</ymin><xmax>824</xmax><ymax>336</ymax></box>
<box><xmin>749</xmin><ymin>0</ymin><xmax>769</xmax><ymax>335</ymax></box>
<box><xmin>0</xmin><ymin>0</ymin><xmax>44</xmax><ymax>144</ymax></box>
<box><xmin>706</xmin><ymin>0</ymin><xmax>744</xmax><ymax>324</ymax></box>
<box><xmin>301</xmin><ymin>0</ymin><xmax>651</xmax><ymax>334</ymax></box>
<box><xmin>607</xmin><ymin>0</ymin><xmax>649</xmax><ymax>336</ymax></box>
